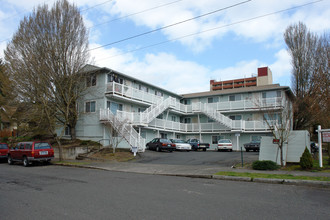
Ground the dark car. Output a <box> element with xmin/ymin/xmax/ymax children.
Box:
<box><xmin>146</xmin><ymin>138</ymin><xmax>176</xmax><ymax>152</ymax></box>
<box><xmin>243</xmin><ymin>140</ymin><xmax>260</xmax><ymax>152</ymax></box>
<box><xmin>8</xmin><ymin>141</ymin><xmax>55</xmax><ymax>167</ymax></box>
<box><xmin>0</xmin><ymin>143</ymin><xmax>9</xmax><ymax>160</ymax></box>
<box><xmin>186</xmin><ymin>139</ymin><xmax>210</xmax><ymax>151</ymax></box>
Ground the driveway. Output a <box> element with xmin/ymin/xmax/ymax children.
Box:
<box><xmin>134</xmin><ymin>150</ymin><xmax>259</xmax><ymax>167</ymax></box>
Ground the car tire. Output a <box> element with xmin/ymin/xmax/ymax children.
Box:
<box><xmin>169</xmin><ymin>150</ymin><xmax>173</xmax><ymax>153</ymax></box>
<box><xmin>8</xmin><ymin>155</ymin><xmax>13</xmax><ymax>165</ymax></box>
<box><xmin>246</xmin><ymin>149</ymin><xmax>249</xmax><ymax>152</ymax></box>
<box><xmin>156</xmin><ymin>146</ymin><xmax>161</xmax><ymax>152</ymax></box>
<box><xmin>230</xmin><ymin>149</ymin><xmax>233</xmax><ymax>152</ymax></box>
<box><xmin>203</xmin><ymin>148</ymin><xmax>206</xmax><ymax>151</ymax></box>
<box><xmin>23</xmin><ymin>156</ymin><xmax>29</xmax><ymax>167</ymax></box>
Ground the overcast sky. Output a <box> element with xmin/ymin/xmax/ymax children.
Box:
<box><xmin>0</xmin><ymin>0</ymin><xmax>329</xmax><ymax>94</ymax></box>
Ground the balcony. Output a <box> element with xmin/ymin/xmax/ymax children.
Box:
<box><xmin>106</xmin><ymin>82</ymin><xmax>285</xmax><ymax>113</ymax></box>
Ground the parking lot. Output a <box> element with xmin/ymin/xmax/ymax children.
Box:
<box><xmin>134</xmin><ymin>150</ymin><xmax>259</xmax><ymax>167</ymax></box>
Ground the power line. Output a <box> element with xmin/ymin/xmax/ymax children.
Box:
<box><xmin>94</xmin><ymin>0</ymin><xmax>325</xmax><ymax>63</ymax></box>
<box><xmin>87</xmin><ymin>0</ymin><xmax>184</xmax><ymax>30</ymax></box>
<box><xmin>80</xmin><ymin>0</ymin><xmax>113</xmax><ymax>13</ymax></box>
<box><xmin>88</xmin><ymin>0</ymin><xmax>252</xmax><ymax>51</ymax></box>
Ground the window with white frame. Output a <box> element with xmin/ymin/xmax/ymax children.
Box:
<box><xmin>86</xmin><ymin>74</ymin><xmax>96</xmax><ymax>87</ymax></box>
<box><xmin>208</xmin><ymin>97</ymin><xmax>218</xmax><ymax>103</ymax></box>
<box><xmin>229</xmin><ymin>94</ymin><xmax>241</xmax><ymax>101</ymax></box>
<box><xmin>171</xmin><ymin>116</ymin><xmax>176</xmax><ymax>122</ymax></box>
<box><xmin>65</xmin><ymin>126</ymin><xmax>71</xmax><ymax>136</ymax></box>
<box><xmin>208</xmin><ymin>117</ymin><xmax>215</xmax><ymax>123</ymax></box>
<box><xmin>139</xmin><ymin>85</ymin><xmax>149</xmax><ymax>93</ymax></box>
<box><xmin>85</xmin><ymin>101</ymin><xmax>96</xmax><ymax>113</ymax></box>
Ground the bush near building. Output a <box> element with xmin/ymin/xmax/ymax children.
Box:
<box><xmin>252</xmin><ymin>160</ymin><xmax>280</xmax><ymax>170</ymax></box>
<box><xmin>299</xmin><ymin>147</ymin><xmax>313</xmax><ymax>169</ymax></box>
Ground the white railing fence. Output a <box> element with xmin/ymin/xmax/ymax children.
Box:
<box><xmin>100</xmin><ymin>109</ymin><xmax>146</xmax><ymax>152</ymax></box>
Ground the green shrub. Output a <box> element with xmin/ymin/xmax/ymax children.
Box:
<box><xmin>299</xmin><ymin>147</ymin><xmax>313</xmax><ymax>170</ymax></box>
<box><xmin>252</xmin><ymin>160</ymin><xmax>279</xmax><ymax>170</ymax></box>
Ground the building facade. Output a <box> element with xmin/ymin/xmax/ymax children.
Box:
<box><xmin>67</xmin><ymin>65</ymin><xmax>293</xmax><ymax>152</ymax></box>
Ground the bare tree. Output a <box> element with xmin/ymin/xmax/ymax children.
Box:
<box><xmin>4</xmin><ymin>0</ymin><xmax>90</xmax><ymax>160</ymax></box>
<box><xmin>284</xmin><ymin>22</ymin><xmax>329</xmax><ymax>130</ymax></box>
<box><xmin>262</xmin><ymin>99</ymin><xmax>293</xmax><ymax>167</ymax></box>
<box><xmin>104</xmin><ymin>118</ymin><xmax>130</xmax><ymax>154</ymax></box>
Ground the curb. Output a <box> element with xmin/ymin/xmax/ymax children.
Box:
<box><xmin>54</xmin><ymin>163</ymin><xmax>330</xmax><ymax>188</ymax></box>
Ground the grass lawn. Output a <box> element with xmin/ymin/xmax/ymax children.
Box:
<box><xmin>214</xmin><ymin>171</ymin><xmax>330</xmax><ymax>182</ymax></box>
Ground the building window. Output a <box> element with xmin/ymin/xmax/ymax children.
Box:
<box><xmin>183</xmin><ymin>99</ymin><xmax>191</xmax><ymax>105</ymax></box>
<box><xmin>208</xmin><ymin>97</ymin><xmax>218</xmax><ymax>103</ymax></box>
<box><xmin>184</xmin><ymin>118</ymin><xmax>191</xmax><ymax>124</ymax></box>
<box><xmin>212</xmin><ymin>135</ymin><xmax>225</xmax><ymax>144</ymax></box>
<box><xmin>160</xmin><ymin>133</ymin><xmax>167</xmax><ymax>139</ymax></box>
<box><xmin>276</xmin><ymin>91</ymin><xmax>281</xmax><ymax>97</ymax></box>
<box><xmin>139</xmin><ymin>85</ymin><xmax>149</xmax><ymax>93</ymax></box>
<box><xmin>65</xmin><ymin>126</ymin><xmax>71</xmax><ymax>136</ymax></box>
<box><xmin>171</xmin><ymin>116</ymin><xmax>176</xmax><ymax>122</ymax></box>
<box><xmin>86</xmin><ymin>74</ymin><xmax>96</xmax><ymax>87</ymax></box>
<box><xmin>85</xmin><ymin>101</ymin><xmax>96</xmax><ymax>113</ymax></box>
<box><xmin>262</xmin><ymin>92</ymin><xmax>267</xmax><ymax>99</ymax></box>
<box><xmin>155</xmin><ymin>91</ymin><xmax>163</xmax><ymax>97</ymax></box>
<box><xmin>229</xmin><ymin>115</ymin><xmax>242</xmax><ymax>120</ymax></box>
<box><xmin>138</xmin><ymin>108</ymin><xmax>146</xmax><ymax>113</ymax></box>
<box><xmin>157</xmin><ymin>114</ymin><xmax>163</xmax><ymax>119</ymax></box>
<box><xmin>229</xmin><ymin>94</ymin><xmax>241</xmax><ymax>101</ymax></box>
<box><xmin>107</xmin><ymin>73</ymin><xmax>124</xmax><ymax>84</ymax></box>
<box><xmin>252</xmin><ymin>135</ymin><xmax>261</xmax><ymax>142</ymax></box>
<box><xmin>176</xmin><ymin>134</ymin><xmax>181</xmax><ymax>139</ymax></box>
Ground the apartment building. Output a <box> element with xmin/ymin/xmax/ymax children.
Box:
<box><xmin>68</xmin><ymin>65</ymin><xmax>293</xmax><ymax>152</ymax></box>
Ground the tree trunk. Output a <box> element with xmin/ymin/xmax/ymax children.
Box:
<box><xmin>70</xmin><ymin>126</ymin><xmax>76</xmax><ymax>140</ymax></box>
<box><xmin>279</xmin><ymin>145</ymin><xmax>284</xmax><ymax>167</ymax></box>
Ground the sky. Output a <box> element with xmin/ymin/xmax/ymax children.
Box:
<box><xmin>0</xmin><ymin>0</ymin><xmax>329</xmax><ymax>94</ymax></box>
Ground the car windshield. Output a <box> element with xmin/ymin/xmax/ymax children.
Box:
<box><xmin>34</xmin><ymin>142</ymin><xmax>51</xmax><ymax>149</ymax></box>
<box><xmin>218</xmin><ymin>139</ymin><xmax>231</xmax><ymax>143</ymax></box>
<box><xmin>0</xmin><ymin>144</ymin><xmax>8</xmax><ymax>149</ymax></box>
<box><xmin>160</xmin><ymin>139</ymin><xmax>171</xmax><ymax>143</ymax></box>
<box><xmin>172</xmin><ymin>139</ymin><xmax>185</xmax><ymax>143</ymax></box>
<box><xmin>251</xmin><ymin>140</ymin><xmax>260</xmax><ymax>144</ymax></box>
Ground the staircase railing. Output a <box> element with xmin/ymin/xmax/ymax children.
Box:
<box><xmin>100</xmin><ymin>109</ymin><xmax>145</xmax><ymax>152</ymax></box>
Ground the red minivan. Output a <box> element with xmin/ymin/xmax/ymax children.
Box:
<box><xmin>8</xmin><ymin>141</ymin><xmax>54</xmax><ymax>167</ymax></box>
<box><xmin>0</xmin><ymin>143</ymin><xmax>9</xmax><ymax>160</ymax></box>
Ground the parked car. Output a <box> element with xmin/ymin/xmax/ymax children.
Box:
<box><xmin>186</xmin><ymin>139</ymin><xmax>210</xmax><ymax>151</ymax></box>
<box><xmin>146</xmin><ymin>138</ymin><xmax>176</xmax><ymax>152</ymax></box>
<box><xmin>8</xmin><ymin>141</ymin><xmax>55</xmax><ymax>167</ymax></box>
<box><xmin>0</xmin><ymin>143</ymin><xmax>9</xmax><ymax>160</ymax></box>
<box><xmin>217</xmin><ymin>139</ymin><xmax>233</xmax><ymax>151</ymax></box>
<box><xmin>243</xmin><ymin>140</ymin><xmax>260</xmax><ymax>152</ymax></box>
<box><xmin>310</xmin><ymin>142</ymin><xmax>318</xmax><ymax>153</ymax></box>
<box><xmin>170</xmin><ymin>139</ymin><xmax>191</xmax><ymax>151</ymax></box>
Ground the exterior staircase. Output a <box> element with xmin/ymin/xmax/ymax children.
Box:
<box><xmin>192</xmin><ymin>102</ymin><xmax>233</xmax><ymax>129</ymax></box>
<box><xmin>141</xmin><ymin>97</ymin><xmax>176</xmax><ymax>124</ymax></box>
<box><xmin>100</xmin><ymin>109</ymin><xmax>146</xmax><ymax>152</ymax></box>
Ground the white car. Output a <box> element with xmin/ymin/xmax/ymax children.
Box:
<box><xmin>217</xmin><ymin>139</ymin><xmax>233</xmax><ymax>151</ymax></box>
<box><xmin>170</xmin><ymin>139</ymin><xmax>191</xmax><ymax>151</ymax></box>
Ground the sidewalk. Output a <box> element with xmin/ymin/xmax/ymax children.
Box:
<box><xmin>55</xmin><ymin>159</ymin><xmax>330</xmax><ymax>188</ymax></box>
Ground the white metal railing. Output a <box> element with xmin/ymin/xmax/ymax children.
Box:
<box><xmin>106</xmin><ymin>82</ymin><xmax>285</xmax><ymax>112</ymax></box>
<box><xmin>100</xmin><ymin>109</ymin><xmax>146</xmax><ymax>152</ymax></box>
<box><xmin>147</xmin><ymin>118</ymin><xmax>273</xmax><ymax>132</ymax></box>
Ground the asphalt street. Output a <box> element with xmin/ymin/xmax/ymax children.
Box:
<box><xmin>1</xmin><ymin>163</ymin><xmax>329</xmax><ymax>220</ymax></box>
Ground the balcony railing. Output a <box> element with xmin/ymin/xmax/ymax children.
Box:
<box><xmin>106</xmin><ymin>82</ymin><xmax>285</xmax><ymax>113</ymax></box>
<box><xmin>103</xmin><ymin>109</ymin><xmax>273</xmax><ymax>133</ymax></box>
